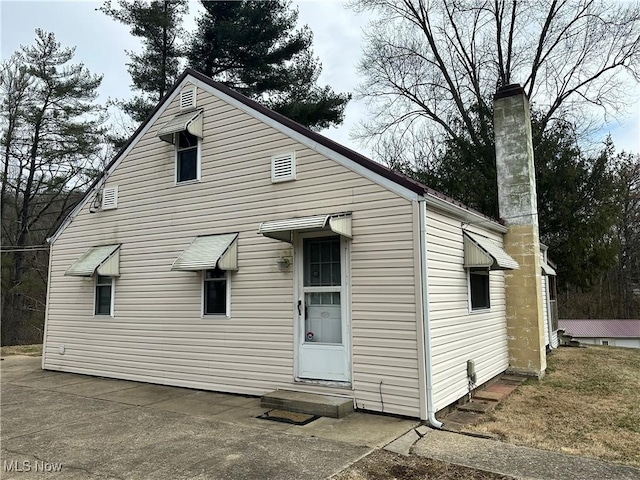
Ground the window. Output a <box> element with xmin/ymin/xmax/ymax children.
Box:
<box><xmin>95</xmin><ymin>275</ymin><xmax>113</xmax><ymax>315</ymax></box>
<box><xmin>469</xmin><ymin>268</ymin><xmax>490</xmax><ymax>311</ymax></box>
<box><xmin>176</xmin><ymin>130</ymin><xmax>199</xmax><ymax>183</ymax></box>
<box><xmin>549</xmin><ymin>275</ymin><xmax>557</xmax><ymax>301</ymax></box>
<box><xmin>204</xmin><ymin>268</ymin><xmax>228</xmax><ymax>316</ymax></box>
<box><xmin>601</xmin><ymin>340</ymin><xmax>609</xmax><ymax>346</ymax></box>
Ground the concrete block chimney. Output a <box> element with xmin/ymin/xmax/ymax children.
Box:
<box><xmin>494</xmin><ymin>84</ymin><xmax>546</xmax><ymax>378</ymax></box>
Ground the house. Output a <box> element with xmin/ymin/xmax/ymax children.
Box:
<box><xmin>42</xmin><ymin>71</ymin><xmax>552</xmax><ymax>422</ymax></box>
<box><xmin>540</xmin><ymin>246</ymin><xmax>560</xmax><ymax>349</ymax></box>
<box><xmin>559</xmin><ymin>319</ymin><xmax>640</xmax><ymax>348</ymax></box>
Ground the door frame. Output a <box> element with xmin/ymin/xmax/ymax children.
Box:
<box><xmin>293</xmin><ymin>231</ymin><xmax>351</xmax><ymax>384</ymax></box>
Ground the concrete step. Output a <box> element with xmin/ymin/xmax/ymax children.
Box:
<box><xmin>457</xmin><ymin>400</ymin><xmax>494</xmax><ymax>413</ymax></box>
<box><xmin>501</xmin><ymin>375</ymin><xmax>527</xmax><ymax>384</ymax></box>
<box><xmin>261</xmin><ymin>390</ymin><xmax>353</xmax><ymax>418</ymax></box>
<box><xmin>473</xmin><ymin>390</ymin><xmax>504</xmax><ymax>402</ymax></box>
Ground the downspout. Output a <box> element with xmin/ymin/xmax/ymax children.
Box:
<box><xmin>419</xmin><ymin>199</ymin><xmax>443</xmax><ymax>429</ymax></box>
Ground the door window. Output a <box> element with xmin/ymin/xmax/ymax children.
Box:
<box><xmin>303</xmin><ymin>237</ymin><xmax>342</xmax><ymax>344</ymax></box>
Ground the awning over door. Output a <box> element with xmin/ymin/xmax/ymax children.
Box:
<box><xmin>171</xmin><ymin>233</ymin><xmax>239</xmax><ymax>271</ymax></box>
<box><xmin>65</xmin><ymin>244</ymin><xmax>121</xmax><ymax>276</ymax></box>
<box><xmin>258</xmin><ymin>213</ymin><xmax>352</xmax><ymax>243</ymax></box>
<box><xmin>541</xmin><ymin>261</ymin><xmax>557</xmax><ymax>276</ymax></box>
<box><xmin>463</xmin><ymin>232</ymin><xmax>519</xmax><ymax>270</ymax></box>
<box><xmin>157</xmin><ymin>109</ymin><xmax>203</xmax><ymax>144</ymax></box>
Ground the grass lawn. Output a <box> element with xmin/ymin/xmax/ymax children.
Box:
<box><xmin>0</xmin><ymin>344</ymin><xmax>43</xmax><ymax>356</ymax></box>
<box><xmin>470</xmin><ymin>346</ymin><xmax>640</xmax><ymax>467</ymax></box>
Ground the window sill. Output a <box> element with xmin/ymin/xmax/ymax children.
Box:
<box><xmin>469</xmin><ymin>307</ymin><xmax>491</xmax><ymax>315</ymax></box>
<box><xmin>175</xmin><ymin>179</ymin><xmax>201</xmax><ymax>186</ymax></box>
<box><xmin>202</xmin><ymin>314</ymin><xmax>231</xmax><ymax>319</ymax></box>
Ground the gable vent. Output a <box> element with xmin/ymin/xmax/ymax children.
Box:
<box><xmin>271</xmin><ymin>152</ymin><xmax>296</xmax><ymax>183</ymax></box>
<box><xmin>180</xmin><ymin>87</ymin><xmax>196</xmax><ymax>111</ymax></box>
<box><xmin>101</xmin><ymin>186</ymin><xmax>118</xmax><ymax>210</ymax></box>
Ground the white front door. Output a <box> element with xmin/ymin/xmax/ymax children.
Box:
<box><xmin>296</xmin><ymin>234</ymin><xmax>350</xmax><ymax>382</ymax></box>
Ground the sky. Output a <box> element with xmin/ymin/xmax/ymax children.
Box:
<box><xmin>1</xmin><ymin>0</ymin><xmax>639</xmax><ymax>158</ymax></box>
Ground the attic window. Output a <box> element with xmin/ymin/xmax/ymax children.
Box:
<box><xmin>180</xmin><ymin>87</ymin><xmax>196</xmax><ymax>111</ymax></box>
<box><xmin>271</xmin><ymin>152</ymin><xmax>296</xmax><ymax>183</ymax></box>
<box><xmin>101</xmin><ymin>186</ymin><xmax>118</xmax><ymax>210</ymax></box>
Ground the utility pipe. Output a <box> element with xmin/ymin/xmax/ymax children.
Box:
<box><xmin>419</xmin><ymin>199</ymin><xmax>444</xmax><ymax>429</ymax></box>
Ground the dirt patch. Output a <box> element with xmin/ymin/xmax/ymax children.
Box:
<box><xmin>469</xmin><ymin>346</ymin><xmax>640</xmax><ymax>467</ymax></box>
<box><xmin>0</xmin><ymin>344</ymin><xmax>42</xmax><ymax>356</ymax></box>
<box><xmin>333</xmin><ymin>450</ymin><xmax>513</xmax><ymax>480</ymax></box>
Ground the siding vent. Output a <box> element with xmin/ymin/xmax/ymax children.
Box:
<box><xmin>180</xmin><ymin>87</ymin><xmax>196</xmax><ymax>110</ymax></box>
<box><xmin>271</xmin><ymin>152</ymin><xmax>296</xmax><ymax>183</ymax></box>
<box><xmin>101</xmin><ymin>186</ymin><xmax>118</xmax><ymax>210</ymax></box>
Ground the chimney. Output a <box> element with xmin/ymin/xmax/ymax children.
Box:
<box><xmin>493</xmin><ymin>84</ymin><xmax>546</xmax><ymax>378</ymax></box>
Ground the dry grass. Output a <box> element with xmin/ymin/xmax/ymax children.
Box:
<box><xmin>333</xmin><ymin>450</ymin><xmax>512</xmax><ymax>480</ymax></box>
<box><xmin>470</xmin><ymin>346</ymin><xmax>640</xmax><ymax>467</ymax></box>
<box><xmin>0</xmin><ymin>344</ymin><xmax>43</xmax><ymax>356</ymax></box>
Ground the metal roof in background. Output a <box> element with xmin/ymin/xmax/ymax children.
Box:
<box><xmin>559</xmin><ymin>319</ymin><xmax>640</xmax><ymax>338</ymax></box>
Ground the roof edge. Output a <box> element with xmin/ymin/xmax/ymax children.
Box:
<box><xmin>50</xmin><ymin>68</ymin><xmax>505</xmax><ymax>243</ymax></box>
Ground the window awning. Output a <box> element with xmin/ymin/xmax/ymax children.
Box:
<box><xmin>541</xmin><ymin>261</ymin><xmax>557</xmax><ymax>276</ymax></box>
<box><xmin>65</xmin><ymin>245</ymin><xmax>121</xmax><ymax>277</ymax></box>
<box><xmin>157</xmin><ymin>109</ymin><xmax>203</xmax><ymax>144</ymax></box>
<box><xmin>171</xmin><ymin>233</ymin><xmax>239</xmax><ymax>271</ymax></box>
<box><xmin>258</xmin><ymin>213</ymin><xmax>352</xmax><ymax>243</ymax></box>
<box><xmin>463</xmin><ymin>232</ymin><xmax>519</xmax><ymax>270</ymax></box>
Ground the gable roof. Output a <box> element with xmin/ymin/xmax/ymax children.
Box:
<box><xmin>49</xmin><ymin>68</ymin><xmax>504</xmax><ymax>244</ymax></box>
<box><xmin>559</xmin><ymin>319</ymin><xmax>640</xmax><ymax>338</ymax></box>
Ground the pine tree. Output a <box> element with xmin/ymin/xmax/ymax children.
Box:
<box><xmin>99</xmin><ymin>0</ymin><xmax>188</xmax><ymax>123</ymax></box>
<box><xmin>1</xmin><ymin>29</ymin><xmax>105</xmax><ymax>344</ymax></box>
<box><xmin>187</xmin><ymin>0</ymin><xmax>350</xmax><ymax>130</ymax></box>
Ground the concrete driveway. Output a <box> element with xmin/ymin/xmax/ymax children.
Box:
<box><xmin>1</xmin><ymin>356</ymin><xmax>417</xmax><ymax>479</ymax></box>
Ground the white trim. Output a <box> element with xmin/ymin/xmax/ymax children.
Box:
<box><xmin>419</xmin><ymin>199</ymin><xmax>443</xmax><ymax>428</ymax></box>
<box><xmin>467</xmin><ymin>268</ymin><xmax>491</xmax><ymax>313</ymax></box>
<box><xmin>294</xmin><ymin>231</ymin><xmax>351</xmax><ymax>382</ymax></box>
<box><xmin>175</xmin><ymin>134</ymin><xmax>202</xmax><ymax>184</ymax></box>
<box><xmin>42</xmin><ymin>247</ymin><xmax>54</xmax><ymax>368</ymax></box>
<box><xmin>201</xmin><ymin>269</ymin><xmax>231</xmax><ymax>318</ymax></box>
<box><xmin>48</xmin><ymin>77</ymin><xmax>192</xmax><ymax>245</ymax></box>
<box><xmin>425</xmin><ymin>194</ymin><xmax>507</xmax><ymax>233</ymax></box>
<box><xmin>48</xmin><ymin>72</ymin><xmax>505</xmax><ymax>245</ymax></box>
<box><xmin>94</xmin><ymin>275</ymin><xmax>115</xmax><ymax>317</ymax></box>
<box><xmin>188</xmin><ymin>76</ymin><xmax>419</xmax><ymax>202</ymax></box>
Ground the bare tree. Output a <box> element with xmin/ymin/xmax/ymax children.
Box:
<box><xmin>1</xmin><ymin>30</ymin><xmax>105</xmax><ymax>344</ymax></box>
<box><xmin>352</xmin><ymin>0</ymin><xmax>640</xmax><ymax>161</ymax></box>
<box><xmin>616</xmin><ymin>153</ymin><xmax>640</xmax><ymax>317</ymax></box>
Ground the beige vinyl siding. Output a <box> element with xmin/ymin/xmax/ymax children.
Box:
<box><xmin>44</xmin><ymin>82</ymin><xmax>421</xmax><ymax>417</ymax></box>
<box><xmin>426</xmin><ymin>208</ymin><xmax>508</xmax><ymax>411</ymax></box>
